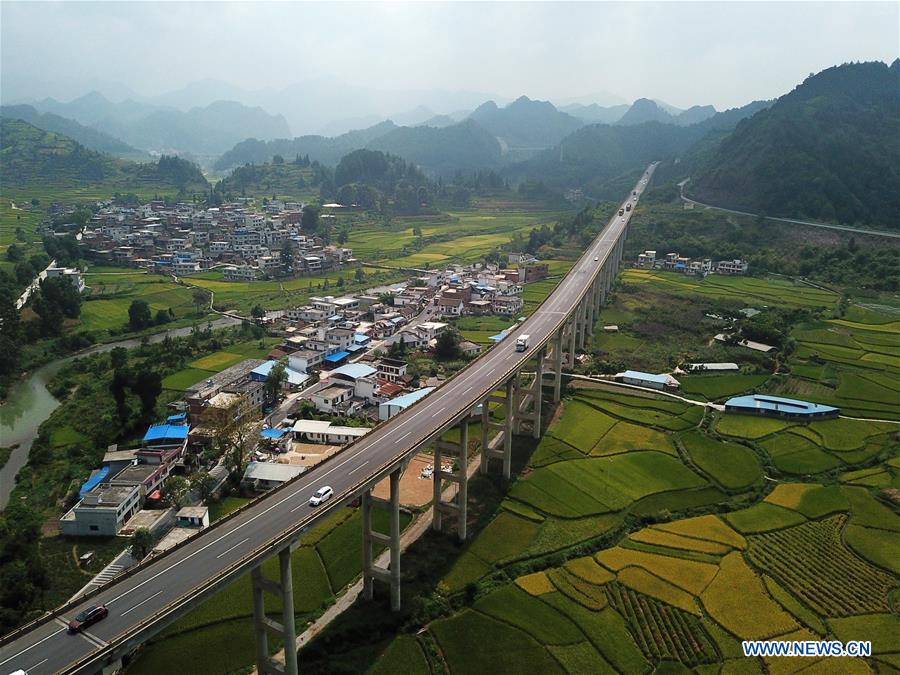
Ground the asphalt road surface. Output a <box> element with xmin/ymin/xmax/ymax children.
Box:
<box><xmin>0</xmin><ymin>164</ymin><xmax>656</xmax><ymax>675</ymax></box>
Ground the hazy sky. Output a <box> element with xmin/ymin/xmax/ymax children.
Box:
<box><xmin>2</xmin><ymin>1</ymin><xmax>898</xmax><ymax>110</ymax></box>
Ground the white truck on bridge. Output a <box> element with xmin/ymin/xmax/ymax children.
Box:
<box><xmin>516</xmin><ymin>334</ymin><xmax>530</xmax><ymax>352</ymax></box>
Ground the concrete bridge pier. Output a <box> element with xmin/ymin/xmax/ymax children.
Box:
<box><xmin>512</xmin><ymin>348</ymin><xmax>545</xmax><ymax>439</ymax></box>
<box><xmin>576</xmin><ymin>298</ymin><xmax>588</xmax><ymax>350</ymax></box>
<box><xmin>433</xmin><ymin>414</ymin><xmax>472</xmax><ymax>541</ymax></box>
<box><xmin>585</xmin><ymin>283</ymin><xmax>596</xmax><ymax>336</ymax></box>
<box><xmin>566</xmin><ymin>313</ymin><xmax>577</xmax><ymax>368</ymax></box>
<box><xmin>251</xmin><ymin>543</ymin><xmax>300</xmax><ymax>675</ymax></box>
<box><xmin>480</xmin><ymin>378</ymin><xmax>515</xmax><ymax>478</ymax></box>
<box><xmin>543</xmin><ymin>328</ymin><xmax>564</xmax><ymax>403</ymax></box>
<box><xmin>361</xmin><ymin>465</ymin><xmax>404</xmax><ymax>610</ymax></box>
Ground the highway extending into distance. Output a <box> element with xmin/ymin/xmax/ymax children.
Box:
<box><xmin>0</xmin><ymin>164</ymin><xmax>656</xmax><ymax>675</ymax></box>
<box><xmin>679</xmin><ymin>181</ymin><xmax>900</xmax><ymax>240</ymax></box>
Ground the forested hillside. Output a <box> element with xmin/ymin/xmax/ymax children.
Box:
<box><xmin>503</xmin><ymin>122</ymin><xmax>703</xmax><ymax>195</ymax></box>
<box><xmin>468</xmin><ymin>96</ymin><xmax>585</xmax><ymax>155</ymax></box>
<box><xmin>0</xmin><ymin>118</ymin><xmax>209</xmax><ymax>192</ymax></box>
<box><xmin>331</xmin><ymin>149</ymin><xmax>432</xmax><ymax>212</ymax></box>
<box><xmin>0</xmin><ymin>104</ymin><xmax>149</xmax><ymax>161</ymax></box>
<box><xmin>688</xmin><ymin>60</ymin><xmax>900</xmax><ymax>227</ymax></box>
<box><xmin>367</xmin><ymin>119</ymin><xmax>502</xmax><ymax>176</ymax></box>
<box><xmin>212</xmin><ymin>121</ymin><xmax>399</xmax><ymax>171</ymax></box>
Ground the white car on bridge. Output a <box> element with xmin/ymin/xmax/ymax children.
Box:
<box><xmin>309</xmin><ymin>486</ymin><xmax>334</xmax><ymax>506</ymax></box>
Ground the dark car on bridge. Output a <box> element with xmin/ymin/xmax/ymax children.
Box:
<box><xmin>67</xmin><ymin>605</ymin><xmax>109</xmax><ymax>633</ymax></box>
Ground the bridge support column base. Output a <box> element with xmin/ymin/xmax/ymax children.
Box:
<box><xmin>433</xmin><ymin>415</ymin><xmax>470</xmax><ymax>541</ymax></box>
<box><xmin>362</xmin><ymin>466</ymin><xmax>404</xmax><ymax>611</ymax></box>
<box><xmin>251</xmin><ymin>547</ymin><xmax>298</xmax><ymax>675</ymax></box>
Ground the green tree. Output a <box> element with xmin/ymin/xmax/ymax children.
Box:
<box><xmin>301</xmin><ymin>204</ymin><xmax>321</xmax><ymax>232</ymax></box>
<box><xmin>192</xmin><ymin>287</ymin><xmax>210</xmax><ymax>313</ymax></box>
<box><xmin>128</xmin><ymin>299</ymin><xmax>152</xmax><ymax>330</ymax></box>
<box><xmin>354</xmin><ymin>267</ymin><xmax>365</xmax><ymax>283</ymax></box>
<box><xmin>190</xmin><ymin>472</ymin><xmax>217</xmax><ymax>503</ymax></box>
<box><xmin>132</xmin><ymin>368</ymin><xmax>162</xmax><ymax>419</ymax></box>
<box><xmin>109</xmin><ymin>346</ymin><xmax>128</xmax><ymax>371</ymax></box>
<box><xmin>251</xmin><ymin>304</ymin><xmax>266</xmax><ymax>320</ymax></box>
<box><xmin>263</xmin><ymin>361</ymin><xmax>287</xmax><ymax>405</ymax></box>
<box><xmin>434</xmin><ymin>330</ymin><xmax>461</xmax><ymax>361</ymax></box>
<box><xmin>130</xmin><ymin>527</ymin><xmax>154</xmax><ymax>559</ymax></box>
<box><xmin>5</xmin><ymin>244</ymin><xmax>23</xmax><ymax>262</ymax></box>
<box><xmin>206</xmin><ymin>395</ymin><xmax>261</xmax><ymax>482</ymax></box>
<box><xmin>160</xmin><ymin>475</ymin><xmax>191</xmax><ymax>509</ymax></box>
<box><xmin>32</xmin><ymin>277</ymin><xmax>81</xmax><ymax>336</ymax></box>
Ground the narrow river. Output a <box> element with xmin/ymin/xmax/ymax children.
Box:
<box><xmin>0</xmin><ymin>317</ymin><xmax>242</xmax><ymax>509</ymax></box>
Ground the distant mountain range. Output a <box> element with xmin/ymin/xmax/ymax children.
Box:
<box><xmin>616</xmin><ymin>98</ymin><xmax>717</xmax><ymax>126</ymax></box>
<box><xmin>211</xmin><ymin>94</ymin><xmax>732</xmax><ymax>179</ymax></box>
<box><xmin>688</xmin><ymin>60</ymin><xmax>900</xmax><ymax>227</ymax></box>
<box><xmin>22</xmin><ymin>92</ymin><xmax>291</xmax><ymax>164</ymax></box>
<box><xmin>559</xmin><ymin>103</ymin><xmax>630</xmax><ymax>125</ymax></box>
<box><xmin>468</xmin><ymin>96</ymin><xmax>585</xmax><ymax>158</ymax></box>
<box><xmin>8</xmin><ymin>61</ymin><xmax>894</xmax><ymax>229</ymax></box>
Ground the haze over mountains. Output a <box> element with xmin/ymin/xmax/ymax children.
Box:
<box><xmin>12</xmin><ymin>92</ymin><xmax>291</xmax><ymax>165</ymax></box>
<box><xmin>6</xmin><ymin>74</ymin><xmax>716</xmax><ymax>170</ymax></box>
<box><xmin>3</xmin><ymin>60</ymin><xmax>896</xmax><ymax>228</ymax></box>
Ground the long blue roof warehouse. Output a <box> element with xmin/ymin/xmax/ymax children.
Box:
<box><xmin>724</xmin><ymin>394</ymin><xmax>839</xmax><ymax>419</ymax></box>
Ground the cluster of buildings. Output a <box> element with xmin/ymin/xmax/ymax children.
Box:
<box><xmin>49</xmin><ymin>198</ymin><xmax>357</xmax><ymax>279</ymax></box>
<box><xmin>634</xmin><ymin>250</ymin><xmax>749</xmax><ymax>276</ymax></box>
<box><xmin>60</xmin><ymin>415</ymin><xmax>191</xmax><ymax>537</ymax></box>
<box><xmin>55</xmin><ymin>247</ymin><xmax>553</xmax><ymax>536</ymax></box>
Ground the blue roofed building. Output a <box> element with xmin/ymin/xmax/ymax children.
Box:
<box><xmin>724</xmin><ymin>395</ymin><xmax>839</xmax><ymax>420</ymax></box>
<box><xmin>143</xmin><ymin>423</ymin><xmax>190</xmax><ymax>446</ymax></box>
<box><xmin>323</xmin><ymin>350</ymin><xmax>350</xmax><ymax>365</ymax></box>
<box><xmin>139</xmin><ymin>422</ymin><xmax>190</xmax><ymax>465</ymax></box>
<box><xmin>379</xmin><ymin>387</ymin><xmax>435</xmax><ymax>420</ymax></box>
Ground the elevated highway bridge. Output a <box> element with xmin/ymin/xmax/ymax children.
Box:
<box><xmin>0</xmin><ymin>164</ymin><xmax>657</xmax><ymax>675</ymax></box>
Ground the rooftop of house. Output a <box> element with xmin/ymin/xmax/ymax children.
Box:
<box><xmin>243</xmin><ymin>462</ymin><xmax>306</xmax><ymax>482</ymax></box>
<box><xmin>329</xmin><ymin>363</ymin><xmax>377</xmax><ymax>380</ymax></box>
<box><xmin>143</xmin><ymin>423</ymin><xmax>190</xmax><ymax>445</ymax></box>
<box><xmin>184</xmin><ymin>359</ymin><xmax>266</xmax><ymax>396</ymax></box>
<box><xmin>621</xmin><ymin>370</ymin><xmax>672</xmax><ymax>385</ymax></box>
<box><xmin>79</xmin><ymin>483</ymin><xmax>137</xmax><ymax>507</ymax></box>
<box><xmin>292</xmin><ymin>420</ymin><xmax>370</xmax><ymax>436</ymax></box>
<box><xmin>112</xmin><ymin>464</ymin><xmax>161</xmax><ymax>484</ymax></box>
<box><xmin>315</xmin><ymin>384</ymin><xmax>354</xmax><ymax>399</ymax></box>
<box><xmin>383</xmin><ymin>387</ymin><xmax>435</xmax><ymax>409</ymax></box>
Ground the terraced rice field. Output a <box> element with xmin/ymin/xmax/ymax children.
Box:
<box><xmin>746</xmin><ymin>515</ymin><xmax>896</xmax><ymax>616</ymax></box>
<box><xmin>780</xmin><ymin>308</ymin><xmax>900</xmax><ymax>418</ymax></box>
<box><xmin>621</xmin><ymin>269</ymin><xmax>839</xmax><ymax>310</ymax></box>
<box><xmin>679</xmin><ymin>374</ymin><xmax>769</xmax><ymax>400</ymax></box>
<box><xmin>606</xmin><ymin>584</ymin><xmax>718</xmax><ymax>666</ymax></box>
<box><xmin>680</xmin><ymin>430</ymin><xmax>761</xmax><ymax>490</ymax></box>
